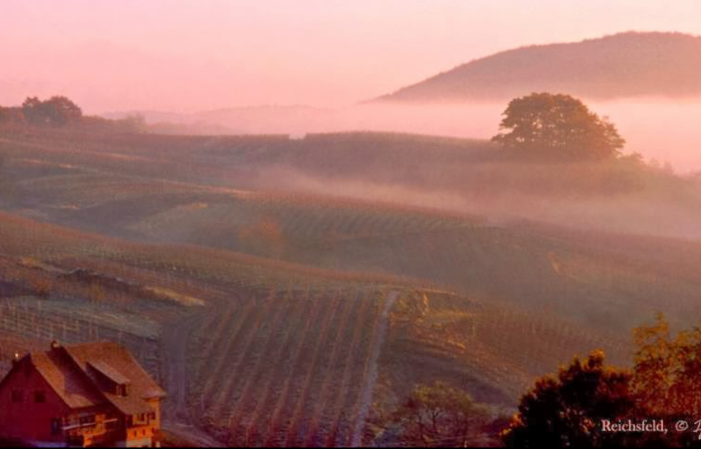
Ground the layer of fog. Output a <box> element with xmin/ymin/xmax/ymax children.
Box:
<box><xmin>132</xmin><ymin>100</ymin><xmax>700</xmax><ymax>173</ymax></box>
<box><xmin>118</xmin><ymin>99</ymin><xmax>701</xmax><ymax>239</ymax></box>
<box><xmin>257</xmin><ymin>166</ymin><xmax>701</xmax><ymax>241</ymax></box>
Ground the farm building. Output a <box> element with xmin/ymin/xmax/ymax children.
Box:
<box><xmin>0</xmin><ymin>341</ymin><xmax>165</xmax><ymax>447</ymax></box>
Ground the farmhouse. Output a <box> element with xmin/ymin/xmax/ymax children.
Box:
<box><xmin>0</xmin><ymin>341</ymin><xmax>165</xmax><ymax>447</ymax></box>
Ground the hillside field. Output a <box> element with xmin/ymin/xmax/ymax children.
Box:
<box><xmin>0</xmin><ymin>127</ymin><xmax>700</xmax><ymax>446</ymax></box>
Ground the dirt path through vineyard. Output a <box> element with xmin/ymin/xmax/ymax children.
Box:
<box><xmin>350</xmin><ymin>290</ymin><xmax>399</xmax><ymax>447</ymax></box>
<box><xmin>161</xmin><ymin>309</ymin><xmax>223</xmax><ymax>447</ymax></box>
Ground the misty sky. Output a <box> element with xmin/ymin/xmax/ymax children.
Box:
<box><xmin>2</xmin><ymin>0</ymin><xmax>701</xmax><ymax>113</ymax></box>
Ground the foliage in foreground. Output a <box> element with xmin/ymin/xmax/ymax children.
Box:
<box><xmin>383</xmin><ymin>382</ymin><xmax>512</xmax><ymax>447</ymax></box>
<box><xmin>387</xmin><ymin>382</ymin><xmax>490</xmax><ymax>447</ymax></box>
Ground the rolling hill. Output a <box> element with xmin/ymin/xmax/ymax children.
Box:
<box><xmin>0</xmin><ymin>207</ymin><xmax>637</xmax><ymax>446</ymax></box>
<box><xmin>1</xmin><ymin>126</ymin><xmax>700</xmax><ymax>445</ymax></box>
<box><xmin>376</xmin><ymin>32</ymin><xmax>701</xmax><ymax>103</ymax></box>
<box><xmin>2</xmin><ymin>127</ymin><xmax>699</xmax><ymax>239</ymax></box>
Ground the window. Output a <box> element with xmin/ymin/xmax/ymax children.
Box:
<box><xmin>11</xmin><ymin>390</ymin><xmax>23</xmax><ymax>403</ymax></box>
<box><xmin>116</xmin><ymin>384</ymin><xmax>128</xmax><ymax>397</ymax></box>
<box><xmin>131</xmin><ymin>413</ymin><xmax>148</xmax><ymax>426</ymax></box>
<box><xmin>80</xmin><ymin>415</ymin><xmax>96</xmax><ymax>426</ymax></box>
<box><xmin>34</xmin><ymin>390</ymin><xmax>46</xmax><ymax>403</ymax></box>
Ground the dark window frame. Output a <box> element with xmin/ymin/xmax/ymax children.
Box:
<box><xmin>34</xmin><ymin>390</ymin><xmax>46</xmax><ymax>403</ymax></box>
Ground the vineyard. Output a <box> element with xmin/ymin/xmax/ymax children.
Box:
<box><xmin>184</xmin><ymin>287</ymin><xmax>393</xmax><ymax>446</ymax></box>
<box><xmin>2</xmin><ymin>139</ymin><xmax>699</xmax><ymax>338</ymax></box>
<box><xmin>1</xmin><ymin>128</ymin><xmax>701</xmax><ymax>446</ymax></box>
<box><xmin>0</xmin><ymin>331</ymin><xmax>43</xmax><ymax>375</ymax></box>
<box><xmin>0</xmin><ymin>128</ymin><xmax>493</xmax><ymax>192</ymax></box>
<box><xmin>0</xmin><ymin>211</ymin><xmax>420</xmax><ymax>446</ymax></box>
<box><xmin>0</xmin><ymin>295</ymin><xmax>162</xmax><ymax>373</ymax></box>
<box><xmin>111</xmin><ymin>192</ymin><xmax>701</xmax><ymax>337</ymax></box>
<box><xmin>379</xmin><ymin>290</ymin><xmax>631</xmax><ymax>404</ymax></box>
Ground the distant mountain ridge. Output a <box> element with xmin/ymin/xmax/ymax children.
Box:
<box><xmin>376</xmin><ymin>32</ymin><xmax>701</xmax><ymax>103</ymax></box>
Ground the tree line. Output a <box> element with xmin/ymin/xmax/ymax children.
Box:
<box><xmin>0</xmin><ymin>95</ymin><xmax>145</xmax><ymax>132</ymax></box>
<box><xmin>0</xmin><ymin>96</ymin><xmax>83</xmax><ymax>127</ymax></box>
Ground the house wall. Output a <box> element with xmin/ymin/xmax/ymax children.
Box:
<box><xmin>148</xmin><ymin>398</ymin><xmax>161</xmax><ymax>436</ymax></box>
<box><xmin>124</xmin><ymin>399</ymin><xmax>162</xmax><ymax>448</ymax></box>
<box><xmin>63</xmin><ymin>410</ymin><xmax>122</xmax><ymax>447</ymax></box>
<box><xmin>0</xmin><ymin>362</ymin><xmax>71</xmax><ymax>445</ymax></box>
<box><xmin>0</xmin><ymin>355</ymin><xmax>164</xmax><ymax>448</ymax></box>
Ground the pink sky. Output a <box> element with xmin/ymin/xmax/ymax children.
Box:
<box><xmin>1</xmin><ymin>0</ymin><xmax>701</xmax><ymax>113</ymax></box>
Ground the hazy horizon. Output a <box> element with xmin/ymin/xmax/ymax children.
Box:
<box><xmin>2</xmin><ymin>1</ymin><xmax>700</xmax><ymax>171</ymax></box>
<box><xmin>110</xmin><ymin>100</ymin><xmax>701</xmax><ymax>172</ymax></box>
<box><xmin>2</xmin><ymin>0</ymin><xmax>701</xmax><ymax>113</ymax></box>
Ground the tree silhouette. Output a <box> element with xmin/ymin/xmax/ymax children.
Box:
<box><xmin>22</xmin><ymin>96</ymin><xmax>83</xmax><ymax>126</ymax></box>
<box><xmin>0</xmin><ymin>106</ymin><xmax>27</xmax><ymax>125</ymax></box>
<box><xmin>492</xmin><ymin>93</ymin><xmax>625</xmax><ymax>160</ymax></box>
<box><xmin>502</xmin><ymin>351</ymin><xmax>636</xmax><ymax>447</ymax></box>
<box><xmin>389</xmin><ymin>382</ymin><xmax>490</xmax><ymax>447</ymax></box>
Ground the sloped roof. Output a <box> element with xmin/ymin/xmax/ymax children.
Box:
<box><xmin>64</xmin><ymin>342</ymin><xmax>165</xmax><ymax>415</ymax></box>
<box><xmin>88</xmin><ymin>360</ymin><xmax>131</xmax><ymax>386</ymax></box>
<box><xmin>30</xmin><ymin>351</ymin><xmax>104</xmax><ymax>409</ymax></box>
<box><xmin>64</xmin><ymin>342</ymin><xmax>165</xmax><ymax>400</ymax></box>
<box><xmin>2</xmin><ymin>342</ymin><xmax>165</xmax><ymax>415</ymax></box>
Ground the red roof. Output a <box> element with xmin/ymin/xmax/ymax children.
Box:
<box><xmin>1</xmin><ymin>342</ymin><xmax>165</xmax><ymax>415</ymax></box>
<box><xmin>64</xmin><ymin>342</ymin><xmax>166</xmax><ymax>415</ymax></box>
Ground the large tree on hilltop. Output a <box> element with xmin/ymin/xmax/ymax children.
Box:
<box><xmin>492</xmin><ymin>93</ymin><xmax>625</xmax><ymax>160</ymax></box>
